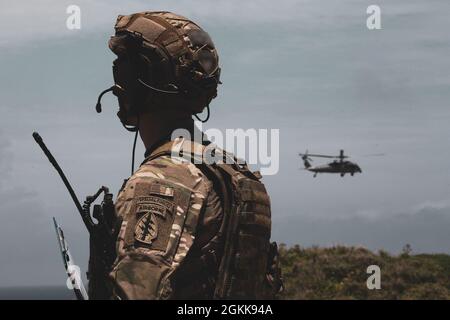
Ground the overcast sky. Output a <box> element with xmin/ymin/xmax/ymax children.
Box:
<box><xmin>1</xmin><ymin>0</ymin><xmax>450</xmax><ymax>287</ymax></box>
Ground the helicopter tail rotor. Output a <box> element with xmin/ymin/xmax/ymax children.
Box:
<box><xmin>299</xmin><ymin>150</ymin><xmax>313</xmax><ymax>168</ymax></box>
<box><xmin>299</xmin><ymin>150</ymin><xmax>313</xmax><ymax>161</ymax></box>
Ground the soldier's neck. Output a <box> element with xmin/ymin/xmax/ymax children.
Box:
<box><xmin>138</xmin><ymin>113</ymin><xmax>196</xmax><ymax>151</ymax></box>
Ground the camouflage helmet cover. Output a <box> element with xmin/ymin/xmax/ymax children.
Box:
<box><xmin>109</xmin><ymin>11</ymin><xmax>221</xmax><ymax>115</ymax></box>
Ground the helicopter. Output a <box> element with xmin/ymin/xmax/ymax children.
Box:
<box><xmin>299</xmin><ymin>149</ymin><xmax>362</xmax><ymax>177</ymax></box>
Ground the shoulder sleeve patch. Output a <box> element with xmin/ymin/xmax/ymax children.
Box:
<box><xmin>134</xmin><ymin>194</ymin><xmax>175</xmax><ymax>250</ymax></box>
<box><xmin>123</xmin><ymin>181</ymin><xmax>191</xmax><ymax>258</ymax></box>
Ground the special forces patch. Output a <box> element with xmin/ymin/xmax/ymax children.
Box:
<box><xmin>135</xmin><ymin>213</ymin><xmax>158</xmax><ymax>245</ymax></box>
<box><xmin>134</xmin><ymin>195</ymin><xmax>175</xmax><ymax>250</ymax></box>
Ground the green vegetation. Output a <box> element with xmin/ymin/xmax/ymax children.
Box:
<box><xmin>278</xmin><ymin>244</ymin><xmax>450</xmax><ymax>299</ymax></box>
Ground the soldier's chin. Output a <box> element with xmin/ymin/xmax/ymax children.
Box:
<box><xmin>117</xmin><ymin>110</ymin><xmax>139</xmax><ymax>127</ymax></box>
<box><xmin>123</xmin><ymin>115</ymin><xmax>139</xmax><ymax>127</ymax></box>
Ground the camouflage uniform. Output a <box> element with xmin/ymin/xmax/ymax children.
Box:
<box><xmin>109</xmin><ymin>137</ymin><xmax>223</xmax><ymax>299</ymax></box>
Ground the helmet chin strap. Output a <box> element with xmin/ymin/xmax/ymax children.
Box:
<box><xmin>119</xmin><ymin>116</ymin><xmax>140</xmax><ymax>132</ymax></box>
<box><xmin>194</xmin><ymin>104</ymin><xmax>210</xmax><ymax>123</ymax></box>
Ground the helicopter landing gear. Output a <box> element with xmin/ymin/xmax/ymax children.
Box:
<box><xmin>340</xmin><ymin>173</ymin><xmax>345</xmax><ymax>177</ymax></box>
<box><xmin>313</xmin><ymin>173</ymin><xmax>318</xmax><ymax>178</ymax></box>
<box><xmin>351</xmin><ymin>172</ymin><xmax>354</xmax><ymax>176</ymax></box>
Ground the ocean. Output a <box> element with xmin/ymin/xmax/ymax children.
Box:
<box><xmin>0</xmin><ymin>287</ymin><xmax>75</xmax><ymax>300</ymax></box>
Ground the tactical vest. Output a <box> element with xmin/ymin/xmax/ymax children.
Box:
<box><xmin>145</xmin><ymin>139</ymin><xmax>282</xmax><ymax>299</ymax></box>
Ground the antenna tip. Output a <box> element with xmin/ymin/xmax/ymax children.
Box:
<box><xmin>32</xmin><ymin>132</ymin><xmax>42</xmax><ymax>143</ymax></box>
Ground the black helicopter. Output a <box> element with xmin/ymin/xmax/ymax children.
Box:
<box><xmin>299</xmin><ymin>149</ymin><xmax>362</xmax><ymax>177</ymax></box>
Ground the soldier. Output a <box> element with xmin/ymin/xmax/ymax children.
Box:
<box><xmin>89</xmin><ymin>11</ymin><xmax>282</xmax><ymax>300</ymax></box>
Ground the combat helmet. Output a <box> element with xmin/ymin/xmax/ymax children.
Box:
<box><xmin>101</xmin><ymin>11</ymin><xmax>221</xmax><ymax>125</ymax></box>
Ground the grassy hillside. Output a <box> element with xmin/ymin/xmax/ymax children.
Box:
<box><xmin>278</xmin><ymin>244</ymin><xmax>450</xmax><ymax>299</ymax></box>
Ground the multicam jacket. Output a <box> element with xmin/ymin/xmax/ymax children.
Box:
<box><xmin>109</xmin><ymin>137</ymin><xmax>223</xmax><ymax>299</ymax></box>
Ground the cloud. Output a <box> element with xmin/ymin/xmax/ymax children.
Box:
<box><xmin>0</xmin><ymin>0</ymin><xmax>312</xmax><ymax>48</ymax></box>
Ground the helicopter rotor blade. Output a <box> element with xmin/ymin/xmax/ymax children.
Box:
<box><xmin>360</xmin><ymin>153</ymin><xmax>385</xmax><ymax>157</ymax></box>
<box><xmin>299</xmin><ymin>150</ymin><xmax>350</xmax><ymax>160</ymax></box>
<box><xmin>306</xmin><ymin>154</ymin><xmax>348</xmax><ymax>159</ymax></box>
